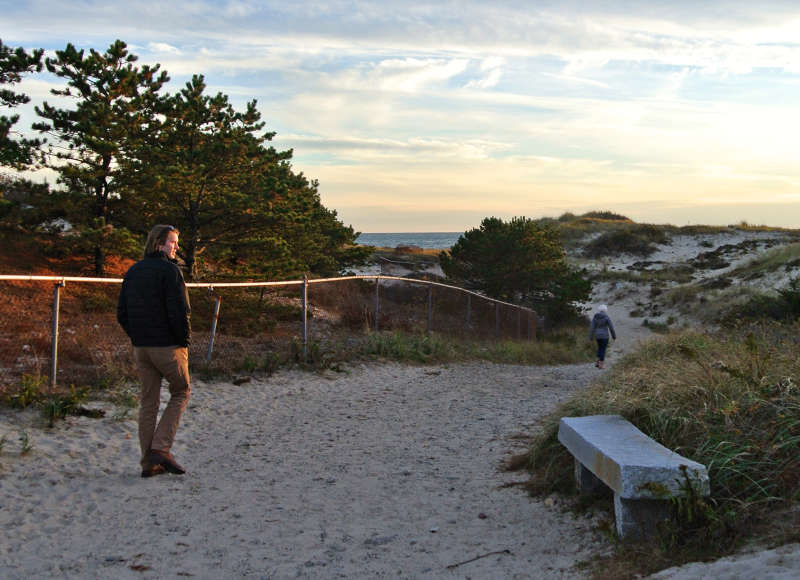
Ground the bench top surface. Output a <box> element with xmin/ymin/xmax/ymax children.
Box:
<box><xmin>558</xmin><ymin>414</ymin><xmax>710</xmax><ymax>498</ymax></box>
<box><xmin>560</xmin><ymin>415</ymin><xmax>694</xmax><ymax>466</ymax></box>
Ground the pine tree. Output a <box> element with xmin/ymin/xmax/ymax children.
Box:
<box><xmin>33</xmin><ymin>40</ymin><xmax>168</xmax><ymax>275</ymax></box>
<box><xmin>440</xmin><ymin>216</ymin><xmax>591</xmax><ymax>323</ymax></box>
<box><xmin>124</xmin><ymin>75</ymin><xmax>368</xmax><ymax>280</ymax></box>
<box><xmin>0</xmin><ymin>39</ymin><xmax>43</xmax><ymax>169</ymax></box>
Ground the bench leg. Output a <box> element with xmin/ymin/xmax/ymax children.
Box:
<box><xmin>574</xmin><ymin>460</ymin><xmax>607</xmax><ymax>495</ymax></box>
<box><xmin>614</xmin><ymin>495</ymin><xmax>673</xmax><ymax>540</ymax></box>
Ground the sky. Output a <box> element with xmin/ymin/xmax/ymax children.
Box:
<box><xmin>3</xmin><ymin>0</ymin><xmax>800</xmax><ymax>232</ymax></box>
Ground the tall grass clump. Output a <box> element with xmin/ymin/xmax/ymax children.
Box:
<box><xmin>522</xmin><ymin>321</ymin><xmax>800</xmax><ymax>575</ymax></box>
<box><xmin>361</xmin><ymin>331</ymin><xmax>458</xmax><ymax>363</ymax></box>
<box><xmin>731</xmin><ymin>242</ymin><xmax>800</xmax><ymax>278</ymax></box>
<box><xmin>724</xmin><ymin>278</ymin><xmax>800</xmax><ymax>323</ymax></box>
<box><xmin>583</xmin><ymin>224</ymin><xmax>670</xmax><ymax>258</ymax></box>
<box><xmin>359</xmin><ymin>325</ymin><xmax>594</xmax><ymax>365</ymax></box>
<box><xmin>1</xmin><ymin>373</ymin><xmax>104</xmax><ymax>426</ymax></box>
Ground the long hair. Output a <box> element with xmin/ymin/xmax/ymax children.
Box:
<box><xmin>144</xmin><ymin>224</ymin><xmax>178</xmax><ymax>256</ymax></box>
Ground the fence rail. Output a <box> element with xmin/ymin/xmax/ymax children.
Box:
<box><xmin>0</xmin><ymin>273</ymin><xmax>537</xmax><ymax>389</ymax></box>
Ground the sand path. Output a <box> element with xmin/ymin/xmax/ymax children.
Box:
<box><xmin>1</xmin><ymin>356</ymin><xmax>622</xmax><ymax>579</ymax></box>
<box><xmin>0</xmin><ymin>300</ymin><xmax>655</xmax><ymax>579</ymax></box>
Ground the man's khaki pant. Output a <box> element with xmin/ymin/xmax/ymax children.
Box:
<box><xmin>134</xmin><ymin>346</ymin><xmax>190</xmax><ymax>469</ymax></box>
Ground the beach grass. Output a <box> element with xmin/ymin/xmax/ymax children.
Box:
<box><xmin>358</xmin><ymin>324</ymin><xmax>594</xmax><ymax>365</ymax></box>
<box><xmin>517</xmin><ymin>320</ymin><xmax>800</xmax><ymax>578</ymax></box>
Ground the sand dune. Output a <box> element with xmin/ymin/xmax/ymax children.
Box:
<box><xmin>2</xmin><ymin>227</ymin><xmax>799</xmax><ymax>578</ymax></box>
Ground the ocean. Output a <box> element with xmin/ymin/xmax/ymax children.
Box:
<box><xmin>355</xmin><ymin>232</ymin><xmax>461</xmax><ymax>250</ymax></box>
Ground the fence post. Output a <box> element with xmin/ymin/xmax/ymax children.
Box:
<box><xmin>527</xmin><ymin>310</ymin><xmax>531</xmax><ymax>341</ymax></box>
<box><xmin>495</xmin><ymin>302</ymin><xmax>500</xmax><ymax>338</ymax></box>
<box><xmin>302</xmin><ymin>275</ymin><xmax>308</xmax><ymax>362</ymax></box>
<box><xmin>466</xmin><ymin>294</ymin><xmax>471</xmax><ymax>329</ymax></box>
<box><xmin>374</xmin><ymin>277</ymin><xmax>380</xmax><ymax>331</ymax></box>
<box><xmin>50</xmin><ymin>280</ymin><xmax>64</xmax><ymax>390</ymax></box>
<box><xmin>205</xmin><ymin>288</ymin><xmax>222</xmax><ymax>366</ymax></box>
<box><xmin>517</xmin><ymin>308</ymin><xmax>521</xmax><ymax>339</ymax></box>
<box><xmin>426</xmin><ymin>285</ymin><xmax>433</xmax><ymax>334</ymax></box>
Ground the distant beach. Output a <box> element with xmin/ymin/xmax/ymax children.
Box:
<box><xmin>355</xmin><ymin>232</ymin><xmax>460</xmax><ymax>250</ymax></box>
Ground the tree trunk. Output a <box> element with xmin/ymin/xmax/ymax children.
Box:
<box><xmin>183</xmin><ymin>203</ymin><xmax>201</xmax><ymax>281</ymax></box>
<box><xmin>93</xmin><ymin>167</ymin><xmax>111</xmax><ymax>277</ymax></box>
<box><xmin>184</xmin><ymin>242</ymin><xmax>196</xmax><ymax>281</ymax></box>
<box><xmin>94</xmin><ymin>244</ymin><xmax>105</xmax><ymax>277</ymax></box>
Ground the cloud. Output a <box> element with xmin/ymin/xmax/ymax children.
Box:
<box><xmin>148</xmin><ymin>42</ymin><xmax>181</xmax><ymax>55</ymax></box>
<box><xmin>278</xmin><ymin>134</ymin><xmax>512</xmax><ymax>163</ymax></box>
<box><xmin>541</xmin><ymin>72</ymin><xmax>609</xmax><ymax>88</ymax></box>
<box><xmin>4</xmin><ymin>1</ymin><xmax>800</xmax><ymax>231</ymax></box>
<box><xmin>366</xmin><ymin>58</ymin><xmax>469</xmax><ymax>92</ymax></box>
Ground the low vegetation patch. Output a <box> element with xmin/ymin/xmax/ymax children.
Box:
<box><xmin>518</xmin><ymin>321</ymin><xmax>800</xmax><ymax>578</ymax></box>
<box><xmin>724</xmin><ymin>278</ymin><xmax>800</xmax><ymax>323</ymax></box>
<box><xmin>729</xmin><ymin>242</ymin><xmax>800</xmax><ymax>280</ymax></box>
<box><xmin>583</xmin><ymin>224</ymin><xmax>670</xmax><ymax>258</ymax></box>
<box><xmin>359</xmin><ymin>324</ymin><xmax>594</xmax><ymax>365</ymax></box>
<box><xmin>1</xmin><ymin>373</ymin><xmax>105</xmax><ymax>427</ymax></box>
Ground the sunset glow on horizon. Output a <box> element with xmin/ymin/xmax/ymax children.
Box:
<box><xmin>4</xmin><ymin>1</ymin><xmax>800</xmax><ymax>232</ymax></box>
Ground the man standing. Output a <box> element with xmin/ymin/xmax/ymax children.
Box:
<box><xmin>117</xmin><ymin>225</ymin><xmax>191</xmax><ymax>477</ymax></box>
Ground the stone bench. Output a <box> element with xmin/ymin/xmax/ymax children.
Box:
<box><xmin>558</xmin><ymin>414</ymin><xmax>710</xmax><ymax>540</ymax></box>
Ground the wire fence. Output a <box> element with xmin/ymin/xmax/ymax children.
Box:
<box><xmin>0</xmin><ymin>274</ymin><xmax>537</xmax><ymax>390</ymax></box>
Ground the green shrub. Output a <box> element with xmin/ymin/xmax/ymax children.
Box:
<box><xmin>584</xmin><ymin>225</ymin><xmax>670</xmax><ymax>258</ymax></box>
<box><xmin>725</xmin><ymin>278</ymin><xmax>800</xmax><ymax>323</ymax></box>
<box><xmin>580</xmin><ymin>210</ymin><xmax>632</xmax><ymax>221</ymax></box>
<box><xmin>5</xmin><ymin>374</ymin><xmax>46</xmax><ymax>409</ymax></box>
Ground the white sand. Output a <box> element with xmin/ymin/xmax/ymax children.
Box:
<box><xmin>0</xmin><ymin>360</ymin><xmax>616</xmax><ymax>579</ymax></box>
<box><xmin>648</xmin><ymin>543</ymin><xmax>800</xmax><ymax>580</ymax></box>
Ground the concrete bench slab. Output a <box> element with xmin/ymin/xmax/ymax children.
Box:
<box><xmin>558</xmin><ymin>414</ymin><xmax>710</xmax><ymax>539</ymax></box>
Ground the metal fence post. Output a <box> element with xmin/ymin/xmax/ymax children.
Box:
<box><xmin>374</xmin><ymin>277</ymin><xmax>380</xmax><ymax>331</ymax></box>
<box><xmin>302</xmin><ymin>275</ymin><xmax>308</xmax><ymax>362</ymax></box>
<box><xmin>205</xmin><ymin>288</ymin><xmax>222</xmax><ymax>365</ymax></box>
<box><xmin>50</xmin><ymin>280</ymin><xmax>64</xmax><ymax>390</ymax></box>
<box><xmin>426</xmin><ymin>285</ymin><xmax>433</xmax><ymax>334</ymax></box>
<box><xmin>527</xmin><ymin>310</ymin><xmax>531</xmax><ymax>341</ymax></box>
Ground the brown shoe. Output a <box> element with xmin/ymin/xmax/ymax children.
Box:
<box><xmin>141</xmin><ymin>464</ymin><xmax>166</xmax><ymax>478</ymax></box>
<box><xmin>148</xmin><ymin>450</ymin><xmax>186</xmax><ymax>475</ymax></box>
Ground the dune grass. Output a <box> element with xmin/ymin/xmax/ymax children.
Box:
<box><xmin>519</xmin><ymin>321</ymin><xmax>800</xmax><ymax>577</ymax></box>
<box><xmin>729</xmin><ymin>242</ymin><xmax>800</xmax><ymax>279</ymax></box>
<box><xmin>358</xmin><ymin>324</ymin><xmax>594</xmax><ymax>366</ymax></box>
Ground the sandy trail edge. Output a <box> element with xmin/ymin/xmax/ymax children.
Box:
<box><xmin>1</xmin><ymin>359</ymin><xmax>615</xmax><ymax>579</ymax></box>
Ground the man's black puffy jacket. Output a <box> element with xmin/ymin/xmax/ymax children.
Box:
<box><xmin>117</xmin><ymin>252</ymin><xmax>191</xmax><ymax>347</ymax></box>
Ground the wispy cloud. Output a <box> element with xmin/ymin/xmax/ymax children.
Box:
<box><xmin>3</xmin><ymin>1</ymin><xmax>800</xmax><ymax>229</ymax></box>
